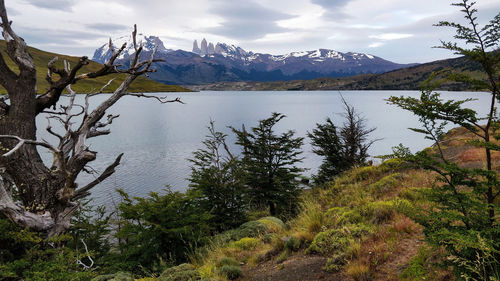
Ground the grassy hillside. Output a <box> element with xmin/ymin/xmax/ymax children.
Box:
<box><xmin>121</xmin><ymin>159</ymin><xmax>442</xmax><ymax>281</ymax></box>
<box><xmin>107</xmin><ymin>125</ymin><xmax>500</xmax><ymax>281</ymax></box>
<box><xmin>188</xmin><ymin>56</ymin><xmax>485</xmax><ymax>91</ymax></box>
<box><xmin>0</xmin><ymin>41</ymin><xmax>190</xmax><ymax>94</ymax></box>
<box><xmin>102</xmin><ymin>127</ymin><xmax>499</xmax><ymax>281</ymax></box>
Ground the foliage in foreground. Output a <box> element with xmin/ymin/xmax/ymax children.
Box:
<box><xmin>0</xmin><ymin>214</ymin><xmax>99</xmax><ymax>281</ymax></box>
<box><xmin>112</xmin><ymin>189</ymin><xmax>212</xmax><ymax>274</ymax></box>
<box><xmin>388</xmin><ymin>1</ymin><xmax>500</xmax><ymax>279</ymax></box>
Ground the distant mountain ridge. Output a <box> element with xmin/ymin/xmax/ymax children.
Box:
<box><xmin>187</xmin><ymin>55</ymin><xmax>483</xmax><ymax>91</ymax></box>
<box><xmin>92</xmin><ymin>36</ymin><xmax>417</xmax><ymax>85</ymax></box>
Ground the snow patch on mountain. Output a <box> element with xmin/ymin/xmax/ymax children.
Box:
<box><xmin>92</xmin><ymin>34</ymin><xmax>172</xmax><ymax>64</ymax></box>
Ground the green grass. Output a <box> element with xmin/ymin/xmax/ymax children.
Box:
<box><xmin>0</xmin><ymin>40</ymin><xmax>190</xmax><ymax>94</ymax></box>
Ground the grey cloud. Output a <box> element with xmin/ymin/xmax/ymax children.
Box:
<box><xmin>16</xmin><ymin>26</ymin><xmax>103</xmax><ymax>46</ymax></box>
<box><xmin>24</xmin><ymin>0</ymin><xmax>77</xmax><ymax>11</ymax></box>
<box><xmin>206</xmin><ymin>1</ymin><xmax>293</xmax><ymax>40</ymax></box>
<box><xmin>86</xmin><ymin>23</ymin><xmax>129</xmax><ymax>32</ymax></box>
<box><xmin>310</xmin><ymin>0</ymin><xmax>350</xmax><ymax>9</ymax></box>
<box><xmin>6</xmin><ymin>7</ymin><xmax>20</xmax><ymax>16</ymax></box>
<box><xmin>310</xmin><ymin>0</ymin><xmax>352</xmax><ymax>21</ymax></box>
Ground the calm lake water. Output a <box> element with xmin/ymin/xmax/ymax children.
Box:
<box><xmin>38</xmin><ymin>90</ymin><xmax>491</xmax><ymax>208</ymax></box>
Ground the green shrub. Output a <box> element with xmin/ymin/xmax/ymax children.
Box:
<box><xmin>216</xmin><ymin>257</ymin><xmax>239</xmax><ymax>268</ymax></box>
<box><xmin>277</xmin><ymin>250</ymin><xmax>289</xmax><ymax>263</ymax></box>
<box><xmin>398</xmin><ymin>187</ymin><xmax>422</xmax><ymax>201</ymax></box>
<box><xmin>0</xmin><ymin>218</ymin><xmax>97</xmax><ymax>281</ymax></box>
<box><xmin>369</xmin><ymin>173</ymin><xmax>400</xmax><ymax>197</ymax></box>
<box><xmin>257</xmin><ymin>216</ymin><xmax>285</xmax><ymax>232</ymax></box>
<box><xmin>91</xmin><ymin>272</ymin><xmax>134</xmax><ymax>281</ymax></box>
<box><xmin>231</xmin><ymin>237</ymin><xmax>260</xmax><ymax>250</ymax></box>
<box><xmin>113</xmin><ymin>189</ymin><xmax>212</xmax><ymax>273</ymax></box>
<box><xmin>284</xmin><ymin>236</ymin><xmax>301</xmax><ymax>252</ymax></box>
<box><xmin>360</xmin><ymin>201</ymin><xmax>395</xmax><ymax>224</ymax></box>
<box><xmin>338</xmin><ymin>209</ymin><xmax>363</xmax><ymax>225</ymax></box>
<box><xmin>220</xmin><ymin>217</ymin><xmax>284</xmax><ymax>243</ymax></box>
<box><xmin>306</xmin><ymin>224</ymin><xmax>370</xmax><ymax>256</ymax></box>
<box><xmin>261</xmin><ymin>233</ymin><xmax>276</xmax><ymax>244</ymax></box>
<box><xmin>159</xmin><ymin>263</ymin><xmax>200</xmax><ymax>281</ymax></box>
<box><xmin>400</xmin><ymin>246</ymin><xmax>430</xmax><ymax>280</ymax></box>
<box><xmin>218</xmin><ymin>265</ymin><xmax>242</xmax><ymax>280</ymax></box>
<box><xmin>228</xmin><ymin>221</ymin><xmax>268</xmax><ymax>240</ymax></box>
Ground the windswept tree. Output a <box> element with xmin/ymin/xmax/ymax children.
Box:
<box><xmin>0</xmin><ymin>1</ymin><xmax>181</xmax><ymax>237</ymax></box>
<box><xmin>232</xmin><ymin>112</ymin><xmax>304</xmax><ymax>217</ymax></box>
<box><xmin>388</xmin><ymin>1</ymin><xmax>499</xmax><ymax>278</ymax></box>
<box><xmin>308</xmin><ymin>117</ymin><xmax>345</xmax><ymax>184</ymax></box>
<box><xmin>189</xmin><ymin>120</ymin><xmax>247</xmax><ymax>232</ymax></box>
<box><xmin>309</xmin><ymin>97</ymin><xmax>376</xmax><ymax>184</ymax></box>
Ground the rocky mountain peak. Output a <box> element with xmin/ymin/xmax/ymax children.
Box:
<box><xmin>192</xmin><ymin>39</ymin><xmax>201</xmax><ymax>54</ymax></box>
<box><xmin>192</xmin><ymin>39</ymin><xmax>249</xmax><ymax>58</ymax></box>
<box><xmin>92</xmin><ymin>34</ymin><xmax>172</xmax><ymax>64</ymax></box>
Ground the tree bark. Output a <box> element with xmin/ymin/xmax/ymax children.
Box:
<box><xmin>0</xmin><ymin>2</ymin><xmax>179</xmax><ymax>236</ymax></box>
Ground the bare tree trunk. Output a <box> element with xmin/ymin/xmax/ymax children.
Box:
<box><xmin>0</xmin><ymin>0</ymin><xmax>181</xmax><ymax>236</ymax></box>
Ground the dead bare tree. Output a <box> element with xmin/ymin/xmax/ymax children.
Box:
<box><xmin>0</xmin><ymin>0</ymin><xmax>181</xmax><ymax>236</ymax></box>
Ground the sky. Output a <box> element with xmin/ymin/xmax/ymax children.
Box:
<box><xmin>5</xmin><ymin>0</ymin><xmax>500</xmax><ymax>63</ymax></box>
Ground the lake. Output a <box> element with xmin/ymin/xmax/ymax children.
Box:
<box><xmin>37</xmin><ymin>90</ymin><xmax>492</xmax><ymax>208</ymax></box>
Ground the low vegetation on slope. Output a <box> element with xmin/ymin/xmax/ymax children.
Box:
<box><xmin>92</xmin><ymin>158</ymin><xmax>454</xmax><ymax>281</ymax></box>
<box><xmin>0</xmin><ymin>41</ymin><xmax>190</xmax><ymax>94</ymax></box>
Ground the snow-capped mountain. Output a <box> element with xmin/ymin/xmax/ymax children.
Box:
<box><xmin>92</xmin><ymin>34</ymin><xmax>172</xmax><ymax>64</ymax></box>
<box><xmin>92</xmin><ymin>36</ymin><xmax>416</xmax><ymax>85</ymax></box>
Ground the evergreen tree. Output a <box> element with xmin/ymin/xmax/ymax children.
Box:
<box><xmin>232</xmin><ymin>113</ymin><xmax>304</xmax><ymax>218</ymax></box>
<box><xmin>388</xmin><ymin>1</ymin><xmax>499</xmax><ymax>278</ymax></box>
<box><xmin>308</xmin><ymin>117</ymin><xmax>345</xmax><ymax>184</ymax></box>
<box><xmin>112</xmin><ymin>189</ymin><xmax>212</xmax><ymax>273</ymax></box>
<box><xmin>189</xmin><ymin>120</ymin><xmax>248</xmax><ymax>232</ymax></box>
<box><xmin>309</xmin><ymin>98</ymin><xmax>376</xmax><ymax>184</ymax></box>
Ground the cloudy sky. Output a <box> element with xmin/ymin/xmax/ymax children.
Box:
<box><xmin>5</xmin><ymin>0</ymin><xmax>500</xmax><ymax>63</ymax></box>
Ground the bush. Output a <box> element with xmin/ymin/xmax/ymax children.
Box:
<box><xmin>306</xmin><ymin>224</ymin><xmax>370</xmax><ymax>257</ymax></box>
<box><xmin>216</xmin><ymin>257</ymin><xmax>239</xmax><ymax>267</ymax></box>
<box><xmin>0</xmin><ymin>218</ymin><xmax>97</xmax><ymax>281</ymax></box>
<box><xmin>113</xmin><ymin>189</ymin><xmax>212</xmax><ymax>273</ymax></box>
<box><xmin>219</xmin><ymin>217</ymin><xmax>284</xmax><ymax>244</ymax></box>
<box><xmin>361</xmin><ymin>201</ymin><xmax>395</xmax><ymax>224</ymax></box>
<box><xmin>232</xmin><ymin>237</ymin><xmax>260</xmax><ymax>250</ymax></box>
<box><xmin>91</xmin><ymin>272</ymin><xmax>134</xmax><ymax>281</ymax></box>
<box><xmin>159</xmin><ymin>264</ymin><xmax>200</xmax><ymax>281</ymax></box>
<box><xmin>218</xmin><ymin>265</ymin><xmax>242</xmax><ymax>280</ymax></box>
<box><xmin>368</xmin><ymin>173</ymin><xmax>400</xmax><ymax>197</ymax></box>
<box><xmin>257</xmin><ymin>216</ymin><xmax>285</xmax><ymax>232</ymax></box>
<box><xmin>284</xmin><ymin>236</ymin><xmax>301</xmax><ymax>252</ymax></box>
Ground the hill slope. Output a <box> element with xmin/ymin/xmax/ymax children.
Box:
<box><xmin>0</xmin><ymin>41</ymin><xmax>190</xmax><ymax>94</ymax></box>
<box><xmin>188</xmin><ymin>55</ymin><xmax>483</xmax><ymax>91</ymax></box>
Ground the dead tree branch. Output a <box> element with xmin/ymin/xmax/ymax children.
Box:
<box><xmin>0</xmin><ymin>0</ymin><xmax>183</xmax><ymax>236</ymax></box>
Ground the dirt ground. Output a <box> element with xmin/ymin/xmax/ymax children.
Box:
<box><xmin>241</xmin><ymin>234</ymin><xmax>425</xmax><ymax>281</ymax></box>
<box><xmin>242</xmin><ymin>253</ymin><xmax>345</xmax><ymax>281</ymax></box>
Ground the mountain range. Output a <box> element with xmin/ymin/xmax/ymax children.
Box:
<box><xmin>188</xmin><ymin>55</ymin><xmax>481</xmax><ymax>91</ymax></box>
<box><xmin>92</xmin><ymin>36</ymin><xmax>417</xmax><ymax>85</ymax></box>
